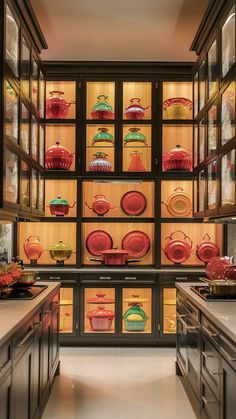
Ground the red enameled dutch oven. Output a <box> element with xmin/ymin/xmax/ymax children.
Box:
<box><xmin>88</xmin><ymin>248</ymin><xmax>140</xmax><ymax>265</ymax></box>
<box><xmin>86</xmin><ymin>306</ymin><xmax>115</xmax><ymax>331</ymax></box>
<box><xmin>196</xmin><ymin>233</ymin><xmax>219</xmax><ymax>263</ymax></box>
<box><xmin>162</xmin><ymin>230</ymin><xmax>192</xmax><ymax>264</ymax></box>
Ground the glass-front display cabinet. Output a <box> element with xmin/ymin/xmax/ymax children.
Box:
<box><xmin>83</xmin><ymin>288</ymin><xmax>116</xmax><ymax>334</ymax></box>
<box><xmin>161</xmin><ymin>287</ymin><xmax>176</xmax><ymax>335</ymax></box>
<box><xmin>2</xmin><ymin>0</ymin><xmax>46</xmax><ymax>218</ymax></box>
<box><xmin>122</xmin><ymin>288</ymin><xmax>152</xmax><ymax>334</ymax></box>
<box><xmin>192</xmin><ymin>0</ymin><xmax>236</xmax><ymax>218</ymax></box>
<box><xmin>60</xmin><ymin>286</ymin><xmax>75</xmax><ymax>336</ymax></box>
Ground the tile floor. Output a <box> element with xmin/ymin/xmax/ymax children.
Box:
<box><xmin>42</xmin><ymin>347</ymin><xmax>196</xmax><ymax>419</ymax></box>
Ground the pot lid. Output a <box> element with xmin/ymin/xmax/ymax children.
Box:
<box><xmin>122</xmin><ymin>231</ymin><xmax>150</xmax><ymax>258</ymax></box>
<box><xmin>50</xmin><ymin>196</ymin><xmax>69</xmax><ymax>205</ymax></box>
<box><xmin>120</xmin><ymin>191</ymin><xmax>147</xmax><ymax>216</ymax></box>
<box><xmin>124</xmin><ymin>128</ymin><xmax>146</xmax><ymax>143</ymax></box>
<box><xmin>50</xmin><ymin>240</ymin><xmax>71</xmax><ymax>251</ymax></box>
<box><xmin>206</xmin><ymin>256</ymin><xmax>231</xmax><ymax>280</ymax></box>
<box><xmin>124</xmin><ymin>294</ymin><xmax>149</xmax><ymax>303</ymax></box>
<box><xmin>86</xmin><ymin>293</ymin><xmax>114</xmax><ymax>304</ymax></box>
<box><xmin>92</xmin><ymin>95</ymin><xmax>113</xmax><ymax>111</ymax></box>
<box><xmin>102</xmin><ymin>248</ymin><xmax>128</xmax><ymax>255</ymax></box>
<box><xmin>163</xmin><ymin>97</ymin><xmax>192</xmax><ymax>110</ymax></box>
<box><xmin>46</xmin><ymin>141</ymin><xmax>72</xmax><ymax>158</ymax></box>
<box><xmin>125</xmin><ymin>98</ymin><xmax>146</xmax><ymax>111</ymax></box>
<box><xmin>87</xmin><ymin>306</ymin><xmax>115</xmax><ymax>318</ymax></box>
<box><xmin>165</xmin><ymin>145</ymin><xmax>192</xmax><ymax>161</ymax></box>
<box><xmin>93</xmin><ymin>128</ymin><xmax>114</xmax><ymax>142</ymax></box>
<box><xmin>86</xmin><ymin>230</ymin><xmax>113</xmax><ymax>256</ymax></box>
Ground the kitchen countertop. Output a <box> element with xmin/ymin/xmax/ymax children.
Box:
<box><xmin>36</xmin><ymin>267</ymin><xmax>205</xmax><ymax>274</ymax></box>
<box><xmin>0</xmin><ymin>281</ymin><xmax>60</xmax><ymax>346</ymax></box>
<box><xmin>176</xmin><ymin>282</ymin><xmax>236</xmax><ymax>342</ymax></box>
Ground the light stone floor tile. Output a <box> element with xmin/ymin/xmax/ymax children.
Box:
<box><xmin>42</xmin><ymin>347</ymin><xmax>197</xmax><ymax>419</ymax></box>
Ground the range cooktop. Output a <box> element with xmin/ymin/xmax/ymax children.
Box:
<box><xmin>190</xmin><ymin>285</ymin><xmax>236</xmax><ymax>302</ymax></box>
<box><xmin>0</xmin><ymin>285</ymin><xmax>48</xmax><ymax>300</ymax></box>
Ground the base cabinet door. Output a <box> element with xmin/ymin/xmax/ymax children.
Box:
<box><xmin>51</xmin><ymin>298</ymin><xmax>59</xmax><ymax>377</ymax></box>
<box><xmin>221</xmin><ymin>359</ymin><xmax>236</xmax><ymax>419</ymax></box>
<box><xmin>12</xmin><ymin>343</ymin><xmax>34</xmax><ymax>419</ymax></box>
<box><xmin>31</xmin><ymin>325</ymin><xmax>42</xmax><ymax>419</ymax></box>
<box><xmin>41</xmin><ymin>316</ymin><xmax>51</xmax><ymax>402</ymax></box>
<box><xmin>0</xmin><ymin>371</ymin><xmax>12</xmax><ymax>419</ymax></box>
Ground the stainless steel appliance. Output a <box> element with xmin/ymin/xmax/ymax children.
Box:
<box><xmin>0</xmin><ymin>284</ymin><xmax>47</xmax><ymax>300</ymax></box>
<box><xmin>191</xmin><ymin>285</ymin><xmax>236</xmax><ymax>301</ymax></box>
<box><xmin>176</xmin><ymin>291</ymin><xmax>201</xmax><ymax>400</ymax></box>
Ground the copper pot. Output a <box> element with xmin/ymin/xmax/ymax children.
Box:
<box><xmin>16</xmin><ymin>270</ymin><xmax>38</xmax><ymax>287</ymax></box>
<box><xmin>202</xmin><ymin>277</ymin><xmax>236</xmax><ymax>296</ymax></box>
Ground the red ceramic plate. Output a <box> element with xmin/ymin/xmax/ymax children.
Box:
<box><xmin>86</xmin><ymin>230</ymin><xmax>113</xmax><ymax>256</ymax></box>
<box><xmin>122</xmin><ymin>231</ymin><xmax>150</xmax><ymax>258</ymax></box>
<box><xmin>120</xmin><ymin>191</ymin><xmax>147</xmax><ymax>216</ymax></box>
<box><xmin>206</xmin><ymin>256</ymin><xmax>231</xmax><ymax>280</ymax></box>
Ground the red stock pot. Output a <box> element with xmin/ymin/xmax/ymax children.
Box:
<box><xmin>163</xmin><ymin>144</ymin><xmax>192</xmax><ymax>171</ymax></box>
<box><xmin>45</xmin><ymin>141</ymin><xmax>74</xmax><ymax>170</ymax></box>
<box><xmin>88</xmin><ymin>249</ymin><xmax>140</xmax><ymax>265</ymax></box>
<box><xmin>162</xmin><ymin>230</ymin><xmax>192</xmax><ymax>264</ymax></box>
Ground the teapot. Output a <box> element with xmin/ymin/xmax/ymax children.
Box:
<box><xmin>23</xmin><ymin>236</ymin><xmax>44</xmax><ymax>264</ymax></box>
<box><xmin>91</xmin><ymin>95</ymin><xmax>114</xmax><ymax>120</ymax></box>
<box><xmin>125</xmin><ymin>98</ymin><xmax>149</xmax><ymax>120</ymax></box>
<box><xmin>85</xmin><ymin>195</ymin><xmax>116</xmax><ymax>216</ymax></box>
<box><xmin>47</xmin><ymin>197</ymin><xmax>76</xmax><ymax>216</ymax></box>
<box><xmin>46</xmin><ymin>91</ymin><xmax>75</xmax><ymax>119</ymax></box>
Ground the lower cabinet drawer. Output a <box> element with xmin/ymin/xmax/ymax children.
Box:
<box><xmin>13</xmin><ymin>321</ymin><xmax>34</xmax><ymax>361</ymax></box>
<box><xmin>36</xmin><ymin>272</ymin><xmax>78</xmax><ymax>282</ymax></box>
<box><xmin>159</xmin><ymin>274</ymin><xmax>202</xmax><ymax>283</ymax></box>
<box><xmin>201</xmin><ymin>377</ymin><xmax>220</xmax><ymax>419</ymax></box>
<box><xmin>202</xmin><ymin>335</ymin><xmax>221</xmax><ymax>400</ymax></box>
<box><xmin>80</xmin><ymin>273</ymin><xmax>156</xmax><ymax>283</ymax></box>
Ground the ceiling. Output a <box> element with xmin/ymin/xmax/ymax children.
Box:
<box><xmin>30</xmin><ymin>0</ymin><xmax>210</xmax><ymax>62</ymax></box>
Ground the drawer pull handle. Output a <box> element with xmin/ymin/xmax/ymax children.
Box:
<box><xmin>202</xmin><ymin>325</ymin><xmax>219</xmax><ymax>339</ymax></box>
<box><xmin>99</xmin><ymin>276</ymin><xmax>111</xmax><ymax>280</ymax></box>
<box><xmin>176</xmin><ymin>277</ymin><xmax>188</xmax><ymax>280</ymax></box>
<box><xmin>124</xmin><ymin>277</ymin><xmax>137</xmax><ymax>280</ymax></box>
<box><xmin>209</xmin><ymin>369</ymin><xmax>222</xmax><ymax>376</ymax></box>
<box><xmin>202</xmin><ymin>352</ymin><xmax>214</xmax><ymax>359</ymax></box>
<box><xmin>17</xmin><ymin>328</ymin><xmax>34</xmax><ymax>349</ymax></box>
<box><xmin>49</xmin><ymin>276</ymin><xmax>61</xmax><ymax>280</ymax></box>
<box><xmin>202</xmin><ymin>396</ymin><xmax>217</xmax><ymax>405</ymax></box>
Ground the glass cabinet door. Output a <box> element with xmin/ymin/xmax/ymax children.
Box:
<box><xmin>221</xmin><ymin>83</ymin><xmax>235</xmax><ymax>146</ymax></box>
<box><xmin>221</xmin><ymin>5</ymin><xmax>235</xmax><ymax>78</ymax></box>
<box><xmin>31</xmin><ymin>169</ymin><xmax>38</xmax><ymax>210</ymax></box>
<box><xmin>122</xmin><ymin>288</ymin><xmax>152</xmax><ymax>334</ymax></box>
<box><xmin>162</xmin><ymin>82</ymin><xmax>192</xmax><ymax>120</ymax></box>
<box><xmin>60</xmin><ymin>287</ymin><xmax>74</xmax><ymax>334</ymax></box>
<box><xmin>86</xmin><ymin>82</ymin><xmax>115</xmax><ymax>120</ymax></box>
<box><xmin>207</xmin><ymin>161</ymin><xmax>217</xmax><ymax>211</ymax></box>
<box><xmin>31</xmin><ymin>57</ymin><xmax>38</xmax><ymax>111</ymax></box>
<box><xmin>194</xmin><ymin>124</ymin><xmax>198</xmax><ymax>168</ymax></box>
<box><xmin>207</xmin><ymin>39</ymin><xmax>217</xmax><ymax>98</ymax></box>
<box><xmin>199</xmin><ymin>117</ymin><xmax>205</xmax><ymax>163</ymax></box>
<box><xmin>20</xmin><ymin>161</ymin><xmax>30</xmax><ymax>209</ymax></box>
<box><xmin>123</xmin><ymin>82</ymin><xmax>152</xmax><ymax>120</ymax></box>
<box><xmin>207</xmin><ymin>102</ymin><xmax>218</xmax><ymax>156</ymax></box>
<box><xmin>5</xmin><ymin>81</ymin><xmax>19</xmax><ymax>143</ymax></box>
<box><xmin>31</xmin><ymin>116</ymin><xmax>38</xmax><ymax>161</ymax></box>
<box><xmin>5</xmin><ymin>149</ymin><xmax>19</xmax><ymax>204</ymax></box>
<box><xmin>163</xmin><ymin>288</ymin><xmax>176</xmax><ymax>334</ymax></box>
<box><xmin>21</xmin><ymin>36</ymin><xmax>30</xmax><ymax>98</ymax></box>
<box><xmin>39</xmin><ymin>70</ymin><xmax>45</xmax><ymax>118</ymax></box>
<box><xmin>84</xmin><ymin>288</ymin><xmax>115</xmax><ymax>334</ymax></box>
<box><xmin>199</xmin><ymin>60</ymin><xmax>206</xmax><ymax>111</ymax></box>
<box><xmin>39</xmin><ymin>125</ymin><xmax>45</xmax><ymax>167</ymax></box>
<box><xmin>123</xmin><ymin>125</ymin><xmax>152</xmax><ymax>173</ymax></box>
<box><xmin>198</xmin><ymin>170</ymin><xmax>205</xmax><ymax>213</ymax></box>
<box><xmin>194</xmin><ymin>72</ymin><xmax>199</xmax><ymax>118</ymax></box>
<box><xmin>6</xmin><ymin>5</ymin><xmax>19</xmax><ymax>77</ymax></box>
<box><xmin>20</xmin><ymin>102</ymin><xmax>30</xmax><ymax>153</ymax></box>
<box><xmin>38</xmin><ymin>173</ymin><xmax>44</xmax><ymax>213</ymax></box>
<box><xmin>86</xmin><ymin>125</ymin><xmax>115</xmax><ymax>172</ymax></box>
<box><xmin>221</xmin><ymin>150</ymin><xmax>235</xmax><ymax>207</ymax></box>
